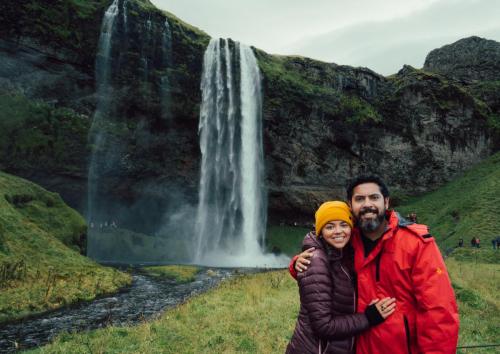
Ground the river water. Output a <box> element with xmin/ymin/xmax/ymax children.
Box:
<box><xmin>0</xmin><ymin>267</ymin><xmax>249</xmax><ymax>353</ymax></box>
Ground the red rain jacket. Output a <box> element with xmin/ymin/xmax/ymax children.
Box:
<box><xmin>290</xmin><ymin>210</ymin><xmax>459</xmax><ymax>354</ymax></box>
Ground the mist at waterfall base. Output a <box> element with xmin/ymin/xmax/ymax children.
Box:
<box><xmin>86</xmin><ymin>1</ymin><xmax>288</xmax><ymax>267</ymax></box>
<box><xmin>191</xmin><ymin>38</ymin><xmax>288</xmax><ymax>268</ymax></box>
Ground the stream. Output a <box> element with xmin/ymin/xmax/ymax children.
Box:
<box><xmin>0</xmin><ymin>267</ymin><xmax>250</xmax><ymax>353</ymax></box>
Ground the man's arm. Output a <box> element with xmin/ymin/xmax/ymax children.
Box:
<box><xmin>412</xmin><ymin>239</ymin><xmax>459</xmax><ymax>354</ymax></box>
<box><xmin>288</xmin><ymin>248</ymin><xmax>314</xmax><ymax>279</ymax></box>
<box><xmin>288</xmin><ymin>255</ymin><xmax>299</xmax><ymax>279</ymax></box>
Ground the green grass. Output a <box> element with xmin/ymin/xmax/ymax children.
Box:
<box><xmin>450</xmin><ymin>247</ymin><xmax>500</xmax><ymax>264</ymax></box>
<box><xmin>397</xmin><ymin>152</ymin><xmax>500</xmax><ymax>249</ymax></box>
<box><xmin>141</xmin><ymin>265</ymin><xmax>200</xmax><ymax>283</ymax></box>
<box><xmin>446</xmin><ymin>252</ymin><xmax>499</xmax><ymax>351</ymax></box>
<box><xmin>26</xmin><ymin>252</ymin><xmax>500</xmax><ymax>353</ymax></box>
<box><xmin>266</xmin><ymin>225</ymin><xmax>310</xmax><ymax>256</ymax></box>
<box><xmin>0</xmin><ymin>172</ymin><xmax>131</xmax><ymax>323</ymax></box>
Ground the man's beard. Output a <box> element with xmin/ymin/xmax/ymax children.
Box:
<box><xmin>356</xmin><ymin>207</ymin><xmax>386</xmax><ymax>233</ymax></box>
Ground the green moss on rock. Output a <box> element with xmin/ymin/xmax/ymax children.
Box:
<box><xmin>0</xmin><ymin>91</ymin><xmax>90</xmax><ymax>176</ymax></box>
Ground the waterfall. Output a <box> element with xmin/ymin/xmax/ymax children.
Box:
<box><xmin>239</xmin><ymin>44</ymin><xmax>267</xmax><ymax>255</ymax></box>
<box><xmin>94</xmin><ymin>0</ymin><xmax>119</xmax><ymax>98</ymax></box>
<box><xmin>122</xmin><ymin>0</ymin><xmax>128</xmax><ymax>31</ymax></box>
<box><xmin>86</xmin><ymin>0</ymin><xmax>120</xmax><ymax>258</ymax></box>
<box><xmin>87</xmin><ymin>3</ymin><xmax>179</xmax><ymax>262</ymax></box>
<box><xmin>160</xmin><ymin>19</ymin><xmax>172</xmax><ymax>120</ymax></box>
<box><xmin>194</xmin><ymin>38</ymin><xmax>286</xmax><ymax>267</ymax></box>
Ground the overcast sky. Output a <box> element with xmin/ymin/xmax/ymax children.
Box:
<box><xmin>151</xmin><ymin>0</ymin><xmax>500</xmax><ymax>75</ymax></box>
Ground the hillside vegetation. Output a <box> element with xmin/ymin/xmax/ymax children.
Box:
<box><xmin>0</xmin><ymin>172</ymin><xmax>130</xmax><ymax>323</ymax></box>
<box><xmin>398</xmin><ymin>152</ymin><xmax>500</xmax><ymax>249</ymax></box>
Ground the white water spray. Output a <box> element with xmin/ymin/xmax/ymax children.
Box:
<box><xmin>194</xmin><ymin>39</ymin><xmax>287</xmax><ymax>267</ymax></box>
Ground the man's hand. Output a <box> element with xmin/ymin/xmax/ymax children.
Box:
<box><xmin>294</xmin><ymin>247</ymin><xmax>315</xmax><ymax>272</ymax></box>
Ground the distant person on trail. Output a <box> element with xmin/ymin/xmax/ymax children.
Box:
<box><xmin>470</xmin><ymin>237</ymin><xmax>476</xmax><ymax>247</ymax></box>
<box><xmin>458</xmin><ymin>238</ymin><xmax>464</xmax><ymax>247</ymax></box>
<box><xmin>476</xmin><ymin>237</ymin><xmax>480</xmax><ymax>248</ymax></box>
<box><xmin>289</xmin><ymin>176</ymin><xmax>459</xmax><ymax>354</ymax></box>
<box><xmin>286</xmin><ymin>201</ymin><xmax>395</xmax><ymax>354</ymax></box>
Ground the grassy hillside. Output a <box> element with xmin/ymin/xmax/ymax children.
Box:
<box><xmin>446</xmin><ymin>248</ymin><xmax>499</xmax><ymax>349</ymax></box>
<box><xmin>27</xmin><ymin>248</ymin><xmax>499</xmax><ymax>353</ymax></box>
<box><xmin>397</xmin><ymin>152</ymin><xmax>500</xmax><ymax>249</ymax></box>
<box><xmin>0</xmin><ymin>172</ymin><xmax>130</xmax><ymax>323</ymax></box>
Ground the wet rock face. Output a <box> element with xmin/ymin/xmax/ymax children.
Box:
<box><xmin>261</xmin><ymin>57</ymin><xmax>494</xmax><ymax>218</ymax></box>
<box><xmin>424</xmin><ymin>36</ymin><xmax>500</xmax><ymax>82</ymax></box>
<box><xmin>0</xmin><ymin>39</ymin><xmax>95</xmax><ymax>114</ymax></box>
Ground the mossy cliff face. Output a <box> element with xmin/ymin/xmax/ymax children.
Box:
<box><xmin>256</xmin><ymin>50</ymin><xmax>496</xmax><ymax>219</ymax></box>
<box><xmin>0</xmin><ymin>1</ymin><xmax>498</xmax><ymax>222</ymax></box>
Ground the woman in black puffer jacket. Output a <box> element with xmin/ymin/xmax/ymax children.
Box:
<box><xmin>286</xmin><ymin>201</ymin><xmax>395</xmax><ymax>354</ymax></box>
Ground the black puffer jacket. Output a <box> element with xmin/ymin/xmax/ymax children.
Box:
<box><xmin>286</xmin><ymin>232</ymin><xmax>370</xmax><ymax>354</ymax></box>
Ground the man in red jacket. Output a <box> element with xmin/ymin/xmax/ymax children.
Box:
<box><xmin>290</xmin><ymin>176</ymin><xmax>459</xmax><ymax>354</ymax></box>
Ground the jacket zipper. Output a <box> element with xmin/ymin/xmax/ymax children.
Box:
<box><xmin>340</xmin><ymin>265</ymin><xmax>356</xmax><ymax>352</ymax></box>
<box><xmin>403</xmin><ymin>315</ymin><xmax>412</xmax><ymax>354</ymax></box>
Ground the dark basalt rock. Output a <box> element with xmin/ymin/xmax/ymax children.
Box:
<box><xmin>424</xmin><ymin>36</ymin><xmax>500</xmax><ymax>83</ymax></box>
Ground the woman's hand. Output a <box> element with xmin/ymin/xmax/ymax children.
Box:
<box><xmin>365</xmin><ymin>297</ymin><xmax>396</xmax><ymax>326</ymax></box>
<box><xmin>373</xmin><ymin>297</ymin><xmax>396</xmax><ymax>319</ymax></box>
<box><xmin>294</xmin><ymin>248</ymin><xmax>315</xmax><ymax>272</ymax></box>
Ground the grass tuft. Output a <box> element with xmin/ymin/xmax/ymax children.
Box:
<box><xmin>141</xmin><ymin>265</ymin><xmax>200</xmax><ymax>283</ymax></box>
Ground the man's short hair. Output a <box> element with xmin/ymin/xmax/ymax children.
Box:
<box><xmin>346</xmin><ymin>175</ymin><xmax>390</xmax><ymax>201</ymax></box>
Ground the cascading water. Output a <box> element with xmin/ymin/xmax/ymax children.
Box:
<box><xmin>160</xmin><ymin>19</ymin><xmax>172</xmax><ymax>120</ymax></box>
<box><xmin>122</xmin><ymin>0</ymin><xmax>128</xmax><ymax>31</ymax></box>
<box><xmin>87</xmin><ymin>0</ymin><xmax>120</xmax><ymax>258</ymax></box>
<box><xmin>87</xmin><ymin>1</ymin><xmax>176</xmax><ymax>262</ymax></box>
<box><xmin>194</xmin><ymin>38</ymin><xmax>286</xmax><ymax>267</ymax></box>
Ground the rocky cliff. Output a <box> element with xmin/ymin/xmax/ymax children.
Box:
<box><xmin>0</xmin><ymin>0</ymin><xmax>498</xmax><ymax>225</ymax></box>
<box><xmin>257</xmin><ymin>51</ymin><xmax>497</xmax><ymax>219</ymax></box>
<box><xmin>424</xmin><ymin>36</ymin><xmax>500</xmax><ymax>83</ymax></box>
